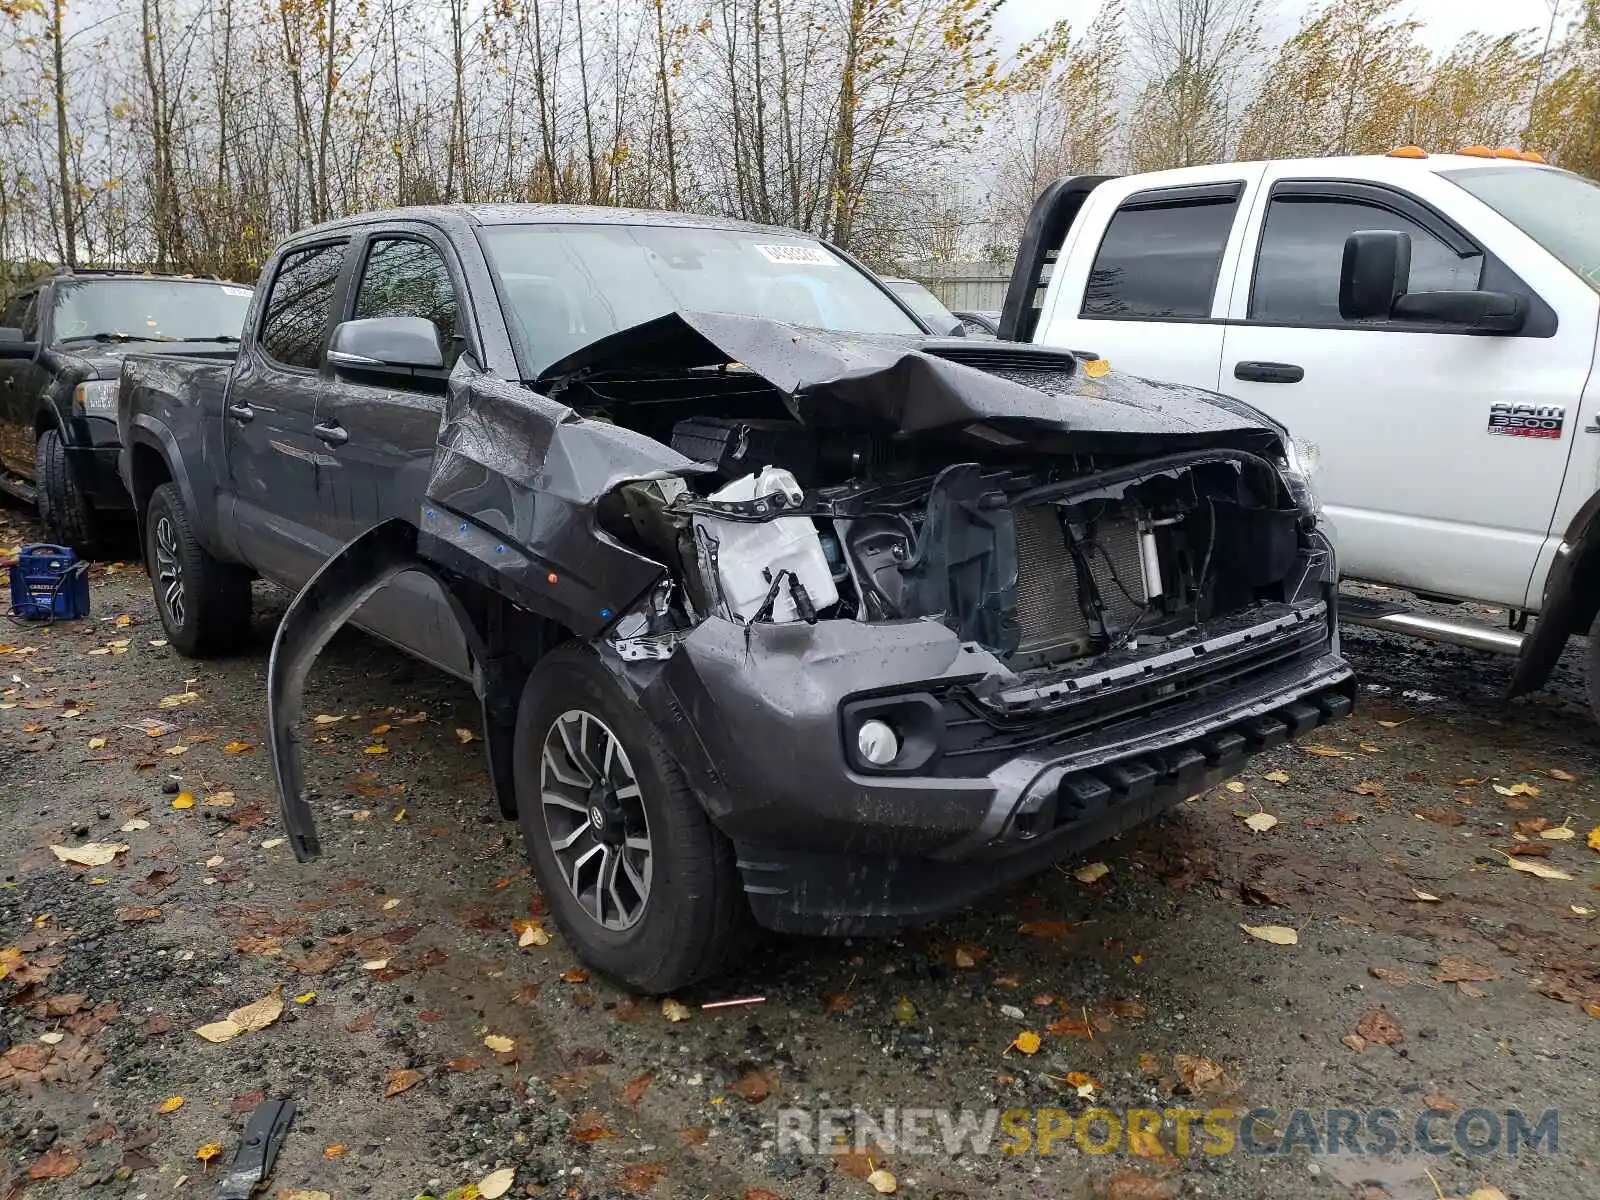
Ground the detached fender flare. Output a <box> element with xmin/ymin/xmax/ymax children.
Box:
<box><xmin>268</xmin><ymin>519</ymin><xmax>492</xmax><ymax>861</ymax></box>
<box><xmin>1509</xmin><ymin>493</ymin><xmax>1600</xmax><ymax>698</ymax></box>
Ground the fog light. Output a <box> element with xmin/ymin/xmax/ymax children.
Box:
<box><xmin>856</xmin><ymin>719</ymin><xmax>899</xmax><ymax>766</ymax></box>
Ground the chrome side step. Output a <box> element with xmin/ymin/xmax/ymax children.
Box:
<box><xmin>0</xmin><ymin>472</ymin><xmax>37</xmax><ymax>505</ymax></box>
<box><xmin>1343</xmin><ymin>606</ymin><xmax>1524</xmax><ymax>655</ymax></box>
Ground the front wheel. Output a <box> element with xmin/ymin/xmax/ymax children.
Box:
<box><xmin>512</xmin><ymin>643</ymin><xmax>752</xmax><ymax>993</ymax></box>
<box><xmin>145</xmin><ymin>483</ymin><xmax>252</xmax><ymax>656</ymax></box>
<box><xmin>35</xmin><ymin>428</ymin><xmax>97</xmax><ymax>553</ymax></box>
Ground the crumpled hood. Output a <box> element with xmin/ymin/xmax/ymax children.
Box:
<box><xmin>536</xmin><ymin>310</ymin><xmax>1283</xmax><ymax>450</ymax></box>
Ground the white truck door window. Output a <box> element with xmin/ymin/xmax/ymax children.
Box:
<box><xmin>1220</xmin><ymin>183</ymin><xmax>1584</xmax><ymax>607</ymax></box>
<box><xmin>1040</xmin><ymin>178</ymin><xmax>1251</xmax><ymax>392</ymax></box>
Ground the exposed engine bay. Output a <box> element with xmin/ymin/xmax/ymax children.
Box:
<box><xmin>536</xmin><ymin>313</ymin><xmax>1314</xmax><ymax>691</ymax></box>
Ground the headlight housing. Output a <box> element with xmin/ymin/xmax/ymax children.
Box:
<box><xmin>1278</xmin><ymin>436</ymin><xmax>1321</xmax><ymax>517</ymax></box>
<box><xmin>73</xmin><ymin>379</ymin><xmax>119</xmax><ymax>415</ymax></box>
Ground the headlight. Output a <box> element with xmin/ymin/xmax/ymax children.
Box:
<box><xmin>1279</xmin><ymin>436</ymin><xmax>1321</xmax><ymax>516</ymax></box>
<box><xmin>73</xmin><ymin>379</ymin><xmax>119</xmax><ymax>415</ymax></box>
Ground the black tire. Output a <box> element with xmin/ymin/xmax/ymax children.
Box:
<box><xmin>144</xmin><ymin>482</ymin><xmax>252</xmax><ymax>656</ymax></box>
<box><xmin>1587</xmin><ymin>609</ymin><xmax>1600</xmax><ymax>724</ymax></box>
<box><xmin>512</xmin><ymin>642</ymin><xmax>752</xmax><ymax>993</ymax></box>
<box><xmin>35</xmin><ymin>427</ymin><xmax>97</xmax><ymax>553</ymax></box>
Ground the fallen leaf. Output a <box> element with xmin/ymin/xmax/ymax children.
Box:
<box><xmin>1505</xmin><ymin>856</ymin><xmax>1573</xmax><ymax>881</ymax></box>
<box><xmin>867</xmin><ymin>1167</ymin><xmax>898</xmax><ymax>1195</ymax></box>
<box><xmin>559</xmin><ymin>968</ymin><xmax>590</xmax><ymax>983</ymax></box>
<box><xmin>623</xmin><ymin>1071</ymin><xmax>654</xmax><ymax>1105</ymax></box>
<box><xmin>1175</xmin><ymin>1054</ymin><xmax>1231</xmax><ymax>1094</ymax></box>
<box><xmin>1415</xmin><ymin>806</ymin><xmax>1464</xmax><ymax>827</ymax></box>
<box><xmin>158</xmin><ymin>690</ymin><xmax>200</xmax><ymax>708</ymax></box>
<box><xmin>1243</xmin><ymin>812</ymin><xmax>1278</xmax><ymax>833</ymax></box>
<box><xmin>294</xmin><ymin>992</ymin><xmax>316</xmax><ymax>1004</ymax></box>
<box><xmin>1240</xmin><ymin>923</ymin><xmax>1298</xmax><ymax>945</ymax></box>
<box><xmin>120</xmin><ymin>818</ymin><xmax>150</xmax><ymax>831</ymax></box>
<box><xmin>571</xmin><ymin>1111</ymin><xmax>622</xmax><ymax>1142</ymax></box>
<box><xmin>478</xmin><ymin>1167</ymin><xmax>516</xmax><ymax>1198</ymax></box>
<box><xmin>87</xmin><ymin>736</ymin><xmax>106</xmax><ymax>750</ymax></box>
<box><xmin>312</xmin><ymin>714</ymin><xmax>343</xmax><ymax>725</ymax></box>
<box><xmin>159</xmin><ymin>1096</ymin><xmax>185</xmax><ymax>1114</ymax></box>
<box><xmin>193</xmin><ymin>987</ymin><xmax>284</xmax><ymax>1042</ymax></box>
<box><xmin>1262</xmin><ymin>770</ymin><xmax>1289</xmax><ymax>783</ymax></box>
<box><xmin>483</xmin><ymin>1034</ymin><xmax>515</xmax><ymax>1053</ymax></box>
<box><xmin>455</xmin><ymin>727</ymin><xmax>477</xmax><ymax>744</ymax></box>
<box><xmin>1588</xmin><ymin>825</ymin><xmax>1600</xmax><ymax>852</ymax></box>
<box><xmin>1073</xmin><ymin>861</ymin><xmax>1109</xmax><ymax>883</ymax></box>
<box><xmin>261</xmin><ymin>838</ymin><xmax>285</xmax><ymax>850</ymax></box>
<box><xmin>1010</xmin><ymin>1030</ymin><xmax>1041</xmax><ymax>1055</ymax></box>
<box><xmin>730</xmin><ymin>1067</ymin><xmax>777</xmax><ymax>1102</ymax></box>
<box><xmin>203</xmin><ymin>791</ymin><xmax>236</xmax><ymax>807</ymax></box>
<box><xmin>1301</xmin><ymin>744</ymin><xmax>1348</xmax><ymax>757</ymax></box>
<box><xmin>1434</xmin><ymin>956</ymin><xmax>1499</xmax><ymax>984</ymax></box>
<box><xmin>661</xmin><ymin>998</ymin><xmax>693</xmax><ymax>1022</ymax></box>
<box><xmin>1351</xmin><ymin>780</ymin><xmax>1386</xmax><ymax>796</ymax></box>
<box><xmin>891</xmin><ymin>995</ymin><xmax>917</xmax><ymax>1024</ymax></box>
<box><xmin>164</xmin><ymin>744</ymin><xmax>189</xmax><ymax>756</ymax></box>
<box><xmin>364</xmin><ymin>744</ymin><xmax>388</xmax><ymax>755</ymax></box>
<box><xmin>1046</xmin><ymin>1015</ymin><xmax>1095</xmax><ymax>1038</ymax></box>
<box><xmin>1546</xmin><ymin>768</ymin><xmax>1577</xmax><ymax>781</ymax></box>
<box><xmin>1467</xmin><ymin>1190</ymin><xmax>1510</xmax><ymax>1200</ymax></box>
<box><xmin>1493</xmin><ymin>781</ymin><xmax>1541</xmax><ymax>797</ymax></box>
<box><xmin>278</xmin><ymin>1192</ymin><xmax>332</xmax><ymax>1200</ymax></box>
<box><xmin>1225</xmin><ymin>780</ymin><xmax>1246</xmax><ymax>793</ymax></box>
<box><xmin>1104</xmin><ymin>1168</ymin><xmax>1173</xmax><ymax>1200</ymax></box>
<box><xmin>1540</xmin><ymin>824</ymin><xmax>1576</xmax><ymax>841</ymax></box>
<box><xmin>27</xmin><ymin>1148</ymin><xmax>81</xmax><ymax>1180</ymax></box>
<box><xmin>50</xmin><ymin>842</ymin><xmax>128</xmax><ymax>867</ymax></box>
<box><xmin>369</xmin><ymin>723</ymin><xmax>392</xmax><ymax>735</ymax></box>
<box><xmin>1412</xmin><ymin>890</ymin><xmax>1441</xmax><ymax>903</ymax></box>
<box><xmin>38</xmin><ymin>1031</ymin><xmax>64</xmax><ymax>1045</ymax></box>
<box><xmin>117</xmin><ymin>906</ymin><xmax>163</xmax><ymax>923</ymax></box>
<box><xmin>443</xmin><ymin>1057</ymin><xmax>483</xmax><ymax>1072</ymax></box>
<box><xmin>385</xmin><ymin>1068</ymin><xmax>423</xmax><ymax>1097</ymax></box>
<box><xmin>195</xmin><ymin>1141</ymin><xmax>223</xmax><ymax>1163</ymax></box>
<box><xmin>1353</xmin><ymin>1007</ymin><xmax>1403</xmax><ymax>1046</ymax></box>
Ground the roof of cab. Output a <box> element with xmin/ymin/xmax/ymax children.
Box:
<box><xmin>1106</xmin><ymin>153</ymin><xmax>1553</xmax><ymax>192</ymax></box>
<box><xmin>288</xmin><ymin>202</ymin><xmax>806</xmax><ymax>243</ymax></box>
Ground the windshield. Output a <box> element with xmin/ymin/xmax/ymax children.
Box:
<box><xmin>1445</xmin><ymin>166</ymin><xmax>1600</xmax><ymax>294</ymax></box>
<box><xmin>50</xmin><ymin>278</ymin><xmax>254</xmax><ymax>343</ymax></box>
<box><xmin>477</xmin><ymin>223</ymin><xmax>922</xmax><ymax>376</ymax></box>
<box><xmin>885</xmin><ymin>279</ymin><xmax>961</xmax><ymax>334</ymax></box>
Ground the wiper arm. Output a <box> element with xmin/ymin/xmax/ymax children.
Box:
<box><xmin>60</xmin><ymin>332</ymin><xmax>175</xmax><ymax>344</ymax></box>
<box><xmin>182</xmin><ymin>335</ymin><xmax>242</xmax><ymax>344</ymax></box>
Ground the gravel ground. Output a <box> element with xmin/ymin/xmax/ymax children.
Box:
<box><xmin>1</xmin><ymin>503</ymin><xmax>1596</xmax><ymax>1200</ymax></box>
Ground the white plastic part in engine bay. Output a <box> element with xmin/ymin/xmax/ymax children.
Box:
<box><xmin>694</xmin><ymin>466</ymin><xmax>839</xmax><ymax>623</ymax></box>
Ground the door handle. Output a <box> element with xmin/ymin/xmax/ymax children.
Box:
<box><xmin>312</xmin><ymin>420</ymin><xmax>348</xmax><ymax>447</ymax></box>
<box><xmin>1233</xmin><ymin>361</ymin><xmax>1304</xmax><ymax>384</ymax></box>
<box><xmin>227</xmin><ymin>402</ymin><xmax>254</xmax><ymax>422</ymax></box>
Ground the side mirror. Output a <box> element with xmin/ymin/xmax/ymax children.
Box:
<box><xmin>327</xmin><ymin>316</ymin><xmax>444</xmax><ymax>377</ymax></box>
<box><xmin>1391</xmin><ymin>289</ymin><xmax>1528</xmax><ymax>334</ymax></box>
<box><xmin>1339</xmin><ymin>230</ymin><xmax>1410</xmax><ymax>320</ymax></box>
<box><xmin>0</xmin><ymin>326</ymin><xmax>39</xmax><ymax>359</ymax></box>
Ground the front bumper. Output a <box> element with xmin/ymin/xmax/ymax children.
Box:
<box><xmin>632</xmin><ymin>592</ymin><xmax>1354</xmax><ymax>935</ymax></box>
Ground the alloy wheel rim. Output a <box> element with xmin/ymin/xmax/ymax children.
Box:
<box><xmin>153</xmin><ymin>515</ymin><xmax>185</xmax><ymax>628</ymax></box>
<box><xmin>539</xmin><ymin>709</ymin><xmax>652</xmax><ymax>931</ymax></box>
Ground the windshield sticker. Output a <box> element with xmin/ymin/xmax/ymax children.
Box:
<box><xmin>221</xmin><ymin>286</ymin><xmax>252</xmax><ymax>297</ymax></box>
<box><xmin>753</xmin><ymin>243</ymin><xmax>836</xmax><ymax>267</ymax></box>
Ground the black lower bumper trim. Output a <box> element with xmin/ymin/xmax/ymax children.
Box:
<box><xmin>735</xmin><ymin>674</ymin><xmax>1356</xmax><ymax>935</ymax></box>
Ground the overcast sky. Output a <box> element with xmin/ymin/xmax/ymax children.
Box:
<box><xmin>993</xmin><ymin>0</ymin><xmax>1562</xmax><ymax>55</ymax></box>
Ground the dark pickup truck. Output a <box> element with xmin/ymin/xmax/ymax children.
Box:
<box><xmin>0</xmin><ymin>270</ymin><xmax>252</xmax><ymax>549</ymax></box>
<box><xmin>118</xmin><ymin>204</ymin><xmax>1354</xmax><ymax>992</ymax></box>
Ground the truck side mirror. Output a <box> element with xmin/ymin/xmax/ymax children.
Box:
<box><xmin>327</xmin><ymin>316</ymin><xmax>444</xmax><ymax>377</ymax></box>
<box><xmin>1339</xmin><ymin>230</ymin><xmax>1410</xmax><ymax>321</ymax></box>
<box><xmin>0</xmin><ymin>326</ymin><xmax>38</xmax><ymax>359</ymax></box>
<box><xmin>1391</xmin><ymin>289</ymin><xmax>1528</xmax><ymax>334</ymax></box>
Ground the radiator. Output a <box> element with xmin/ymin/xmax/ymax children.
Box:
<box><xmin>1012</xmin><ymin>505</ymin><xmax>1147</xmax><ymax>660</ymax></box>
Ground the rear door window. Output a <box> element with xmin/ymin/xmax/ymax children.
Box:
<box><xmin>1081</xmin><ymin>188</ymin><xmax>1243</xmax><ymax>320</ymax></box>
<box><xmin>260</xmin><ymin>243</ymin><xmax>347</xmax><ymax>369</ymax></box>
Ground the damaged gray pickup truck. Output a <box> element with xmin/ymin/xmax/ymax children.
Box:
<box><xmin>118</xmin><ymin>205</ymin><xmax>1354</xmax><ymax>992</ymax></box>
